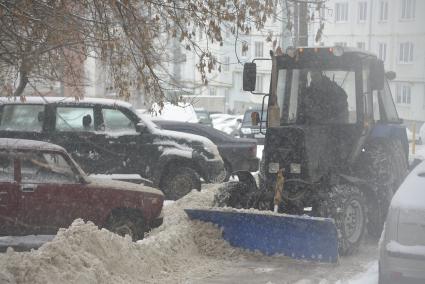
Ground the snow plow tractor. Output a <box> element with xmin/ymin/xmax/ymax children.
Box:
<box><xmin>186</xmin><ymin>47</ymin><xmax>409</xmax><ymax>262</ymax></box>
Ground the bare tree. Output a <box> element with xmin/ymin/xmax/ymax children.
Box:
<box><xmin>0</xmin><ymin>0</ymin><xmax>327</xmax><ymax>103</ymax></box>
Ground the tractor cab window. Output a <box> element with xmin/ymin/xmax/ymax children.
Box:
<box><xmin>379</xmin><ymin>80</ymin><xmax>400</xmax><ymax>123</ymax></box>
<box><xmin>277</xmin><ymin>68</ymin><xmax>358</xmax><ymax>125</ymax></box>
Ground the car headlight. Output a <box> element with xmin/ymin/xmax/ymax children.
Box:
<box><xmin>268</xmin><ymin>162</ymin><xmax>280</xmax><ymax>173</ymax></box>
<box><xmin>240</xmin><ymin>127</ymin><xmax>252</xmax><ymax>134</ymax></box>
<box><xmin>290</xmin><ymin>163</ymin><xmax>301</xmax><ymax>174</ymax></box>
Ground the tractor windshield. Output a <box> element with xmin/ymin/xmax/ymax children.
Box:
<box><xmin>275</xmin><ymin>68</ymin><xmax>359</xmax><ymax>125</ymax></box>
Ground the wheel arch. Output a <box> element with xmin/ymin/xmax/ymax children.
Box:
<box><xmin>155</xmin><ymin>156</ymin><xmax>202</xmax><ymax>187</ymax></box>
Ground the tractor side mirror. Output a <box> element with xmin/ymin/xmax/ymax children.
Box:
<box><xmin>251</xmin><ymin>111</ymin><xmax>260</xmax><ymax>126</ymax></box>
<box><xmin>371</xmin><ymin>60</ymin><xmax>385</xmax><ymax>90</ymax></box>
<box><xmin>243</xmin><ymin>63</ymin><xmax>257</xmax><ymax>92</ymax></box>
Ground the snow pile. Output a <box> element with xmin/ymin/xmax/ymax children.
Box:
<box><xmin>0</xmin><ymin>185</ymin><xmax>245</xmax><ymax>284</ymax></box>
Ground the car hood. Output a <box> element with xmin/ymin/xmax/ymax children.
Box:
<box><xmin>152</xmin><ymin>129</ymin><xmax>222</xmax><ymax>159</ymax></box>
<box><xmin>390</xmin><ymin>160</ymin><xmax>425</xmax><ymax>211</ymax></box>
<box><xmin>86</xmin><ymin>176</ymin><xmax>163</xmax><ymax>196</ymax></box>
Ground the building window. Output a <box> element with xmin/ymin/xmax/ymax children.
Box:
<box><xmin>255</xmin><ymin>75</ymin><xmax>263</xmax><ymax>93</ymax></box>
<box><xmin>378</xmin><ymin>43</ymin><xmax>387</xmax><ymax>62</ymax></box>
<box><xmin>222</xmin><ymin>56</ymin><xmax>230</xmax><ymax>72</ymax></box>
<box><xmin>224</xmin><ymin>88</ymin><xmax>230</xmax><ymax>98</ymax></box>
<box><xmin>396</xmin><ymin>84</ymin><xmax>411</xmax><ymax>104</ymax></box>
<box><xmin>335</xmin><ymin>42</ymin><xmax>347</xmax><ymax>47</ymax></box>
<box><xmin>255</xmin><ymin>42</ymin><xmax>263</xmax><ymax>57</ymax></box>
<box><xmin>209</xmin><ymin>87</ymin><xmax>217</xmax><ymax>96</ymax></box>
<box><xmin>401</xmin><ymin>0</ymin><xmax>415</xmax><ymax>20</ymax></box>
<box><xmin>358</xmin><ymin>2</ymin><xmax>367</xmax><ymax>22</ymax></box>
<box><xmin>399</xmin><ymin>42</ymin><xmax>414</xmax><ymax>63</ymax></box>
<box><xmin>379</xmin><ymin>1</ymin><xmax>388</xmax><ymax>21</ymax></box>
<box><xmin>357</xmin><ymin>42</ymin><xmax>366</xmax><ymax>50</ymax></box>
<box><xmin>335</xmin><ymin>2</ymin><xmax>349</xmax><ymax>22</ymax></box>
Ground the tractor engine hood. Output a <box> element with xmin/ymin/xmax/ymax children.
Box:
<box><xmin>264</xmin><ymin>126</ymin><xmax>354</xmax><ymax>184</ymax></box>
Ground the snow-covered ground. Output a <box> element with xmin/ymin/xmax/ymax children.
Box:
<box><xmin>1</xmin><ymin>144</ymin><xmax>423</xmax><ymax>283</ymax></box>
<box><xmin>0</xmin><ymin>185</ymin><xmax>380</xmax><ymax>284</ymax></box>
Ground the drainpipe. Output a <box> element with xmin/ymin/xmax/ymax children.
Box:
<box><xmin>368</xmin><ymin>0</ymin><xmax>374</xmax><ymax>51</ymax></box>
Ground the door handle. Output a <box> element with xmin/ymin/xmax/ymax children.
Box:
<box><xmin>20</xmin><ymin>184</ymin><xmax>36</xmax><ymax>192</ymax></box>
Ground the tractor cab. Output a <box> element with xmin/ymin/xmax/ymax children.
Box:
<box><xmin>244</xmin><ymin>47</ymin><xmax>405</xmax><ymax>188</ymax></box>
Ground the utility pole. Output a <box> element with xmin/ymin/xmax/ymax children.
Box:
<box><xmin>294</xmin><ymin>0</ymin><xmax>309</xmax><ymax>47</ymax></box>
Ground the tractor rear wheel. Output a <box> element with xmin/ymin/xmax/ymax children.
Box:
<box><xmin>361</xmin><ymin>140</ymin><xmax>408</xmax><ymax>238</ymax></box>
<box><xmin>318</xmin><ymin>184</ymin><xmax>366</xmax><ymax>256</ymax></box>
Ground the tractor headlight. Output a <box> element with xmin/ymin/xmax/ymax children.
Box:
<box><xmin>240</xmin><ymin>127</ymin><xmax>252</xmax><ymax>134</ymax></box>
<box><xmin>290</xmin><ymin>163</ymin><xmax>301</xmax><ymax>174</ymax></box>
<box><xmin>268</xmin><ymin>162</ymin><xmax>280</xmax><ymax>174</ymax></box>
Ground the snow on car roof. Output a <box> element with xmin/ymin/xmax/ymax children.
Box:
<box><xmin>0</xmin><ymin>96</ymin><xmax>133</xmax><ymax>109</ymax></box>
<box><xmin>390</xmin><ymin>160</ymin><xmax>425</xmax><ymax>210</ymax></box>
<box><xmin>0</xmin><ymin>138</ymin><xmax>65</xmax><ymax>152</ymax></box>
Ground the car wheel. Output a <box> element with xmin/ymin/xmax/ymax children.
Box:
<box><xmin>318</xmin><ymin>184</ymin><xmax>366</xmax><ymax>256</ymax></box>
<box><xmin>106</xmin><ymin>213</ymin><xmax>145</xmax><ymax>241</ymax></box>
<box><xmin>161</xmin><ymin>166</ymin><xmax>201</xmax><ymax>200</ymax></box>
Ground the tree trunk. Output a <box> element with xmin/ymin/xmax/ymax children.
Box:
<box><xmin>13</xmin><ymin>70</ymin><xmax>29</xmax><ymax>97</ymax></box>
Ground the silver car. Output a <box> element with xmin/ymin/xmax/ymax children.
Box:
<box><xmin>379</xmin><ymin>160</ymin><xmax>425</xmax><ymax>284</ymax></box>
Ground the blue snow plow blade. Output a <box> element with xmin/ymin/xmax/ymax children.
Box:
<box><xmin>185</xmin><ymin>209</ymin><xmax>338</xmax><ymax>263</ymax></box>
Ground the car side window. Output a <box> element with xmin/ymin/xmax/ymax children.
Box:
<box><xmin>56</xmin><ymin>107</ymin><xmax>95</xmax><ymax>132</ymax></box>
<box><xmin>0</xmin><ymin>105</ymin><xmax>44</xmax><ymax>132</ymax></box>
<box><xmin>0</xmin><ymin>153</ymin><xmax>14</xmax><ymax>182</ymax></box>
<box><xmin>102</xmin><ymin>108</ymin><xmax>137</xmax><ymax>134</ymax></box>
<box><xmin>20</xmin><ymin>152</ymin><xmax>77</xmax><ymax>184</ymax></box>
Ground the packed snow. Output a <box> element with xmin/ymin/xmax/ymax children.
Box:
<box><xmin>386</xmin><ymin>241</ymin><xmax>425</xmax><ymax>257</ymax></box>
<box><xmin>0</xmin><ymin>184</ymin><xmax>380</xmax><ymax>284</ymax></box>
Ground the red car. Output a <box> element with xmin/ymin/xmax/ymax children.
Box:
<box><xmin>0</xmin><ymin>138</ymin><xmax>164</xmax><ymax>240</ymax></box>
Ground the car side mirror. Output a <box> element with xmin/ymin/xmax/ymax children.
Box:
<box><xmin>243</xmin><ymin>63</ymin><xmax>257</xmax><ymax>92</ymax></box>
<box><xmin>136</xmin><ymin>122</ymin><xmax>148</xmax><ymax>133</ymax></box>
<box><xmin>251</xmin><ymin>111</ymin><xmax>260</xmax><ymax>126</ymax></box>
<box><xmin>371</xmin><ymin>60</ymin><xmax>385</xmax><ymax>90</ymax></box>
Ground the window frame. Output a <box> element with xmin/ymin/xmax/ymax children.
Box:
<box><xmin>335</xmin><ymin>2</ymin><xmax>349</xmax><ymax>23</ymax></box>
<box><xmin>0</xmin><ymin>104</ymin><xmax>45</xmax><ymax>133</ymax></box>
<box><xmin>54</xmin><ymin>105</ymin><xmax>98</xmax><ymax>132</ymax></box>
<box><xmin>379</xmin><ymin>0</ymin><xmax>389</xmax><ymax>21</ymax></box>
<box><xmin>100</xmin><ymin>107</ymin><xmax>138</xmax><ymax>134</ymax></box>
<box><xmin>358</xmin><ymin>1</ymin><xmax>368</xmax><ymax>22</ymax></box>
<box><xmin>398</xmin><ymin>42</ymin><xmax>414</xmax><ymax>64</ymax></box>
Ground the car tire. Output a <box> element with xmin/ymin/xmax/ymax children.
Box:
<box><xmin>214</xmin><ymin>181</ymin><xmax>251</xmax><ymax>208</ymax></box>
<box><xmin>361</xmin><ymin>140</ymin><xmax>408</xmax><ymax>238</ymax></box>
<box><xmin>161</xmin><ymin>166</ymin><xmax>201</xmax><ymax>200</ymax></box>
<box><xmin>106</xmin><ymin>213</ymin><xmax>145</xmax><ymax>241</ymax></box>
<box><xmin>318</xmin><ymin>184</ymin><xmax>366</xmax><ymax>256</ymax></box>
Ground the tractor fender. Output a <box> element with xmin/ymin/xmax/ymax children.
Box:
<box><xmin>338</xmin><ymin>174</ymin><xmax>375</xmax><ymax>193</ymax></box>
<box><xmin>234</xmin><ymin>171</ymin><xmax>258</xmax><ymax>191</ymax></box>
<box><xmin>369</xmin><ymin>124</ymin><xmax>408</xmax><ymax>159</ymax></box>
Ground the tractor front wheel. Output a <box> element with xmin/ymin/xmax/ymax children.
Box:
<box><xmin>318</xmin><ymin>184</ymin><xmax>366</xmax><ymax>256</ymax></box>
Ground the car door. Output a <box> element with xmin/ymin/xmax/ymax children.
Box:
<box><xmin>52</xmin><ymin>105</ymin><xmax>108</xmax><ymax>174</ymax></box>
<box><xmin>17</xmin><ymin>150</ymin><xmax>89</xmax><ymax>234</ymax></box>
<box><xmin>96</xmin><ymin>107</ymin><xmax>147</xmax><ymax>175</ymax></box>
<box><xmin>0</xmin><ymin>153</ymin><xmax>20</xmax><ymax>235</ymax></box>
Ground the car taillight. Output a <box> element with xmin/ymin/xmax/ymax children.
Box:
<box><xmin>249</xmin><ymin>145</ymin><xmax>257</xmax><ymax>157</ymax></box>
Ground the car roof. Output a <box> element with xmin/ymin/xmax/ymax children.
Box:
<box><xmin>0</xmin><ymin>138</ymin><xmax>65</xmax><ymax>152</ymax></box>
<box><xmin>0</xmin><ymin>96</ymin><xmax>133</xmax><ymax>109</ymax></box>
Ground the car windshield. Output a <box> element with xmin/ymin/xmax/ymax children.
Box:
<box><xmin>275</xmin><ymin>68</ymin><xmax>358</xmax><ymax>125</ymax></box>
